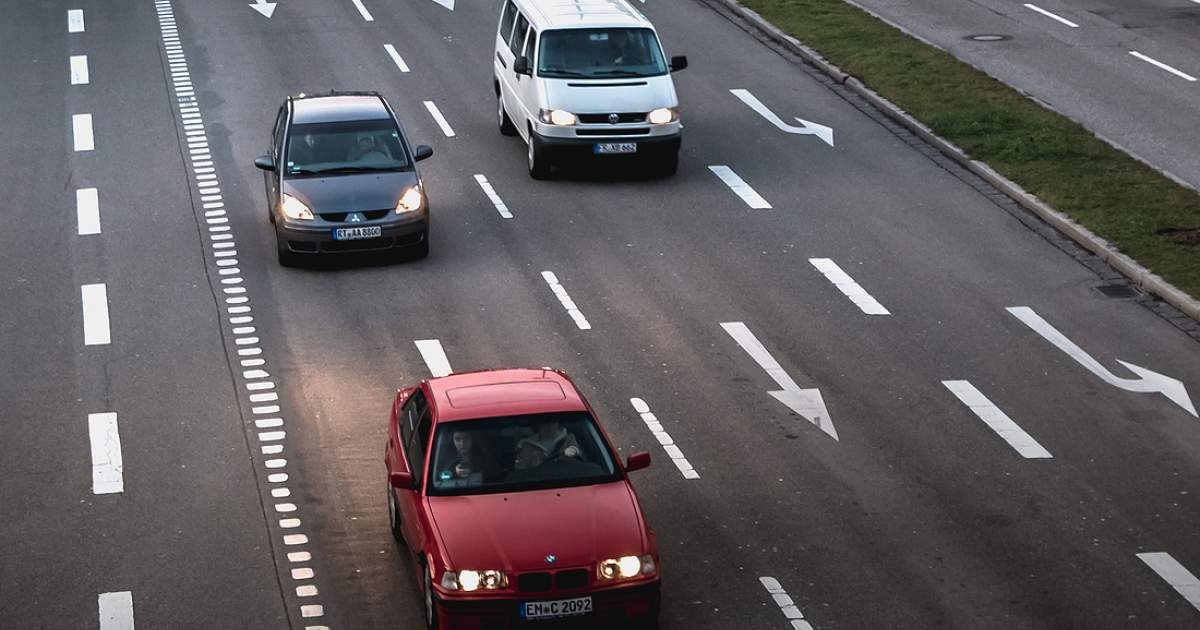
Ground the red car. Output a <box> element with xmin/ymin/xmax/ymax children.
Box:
<box><xmin>385</xmin><ymin>368</ymin><xmax>660</xmax><ymax>629</ymax></box>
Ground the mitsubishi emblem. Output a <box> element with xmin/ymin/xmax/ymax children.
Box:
<box><xmin>608</xmin><ymin>113</ymin><xmax>619</xmax><ymax>124</ymax></box>
<box><xmin>347</xmin><ymin>212</ymin><xmax>365</xmax><ymax>223</ymax></box>
<box><xmin>544</xmin><ymin>554</ymin><xmax>557</xmax><ymax>565</ymax></box>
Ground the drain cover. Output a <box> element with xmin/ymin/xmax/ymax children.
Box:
<box><xmin>965</xmin><ymin>34</ymin><xmax>1011</xmax><ymax>41</ymax></box>
<box><xmin>1095</xmin><ymin>284</ymin><xmax>1138</xmax><ymax>298</ymax></box>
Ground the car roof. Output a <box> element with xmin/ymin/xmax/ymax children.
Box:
<box><xmin>519</xmin><ymin>0</ymin><xmax>651</xmax><ymax>31</ymax></box>
<box><xmin>427</xmin><ymin>369</ymin><xmax>588</xmax><ymax>422</ymax></box>
<box><xmin>290</xmin><ymin>94</ymin><xmax>391</xmax><ymax>125</ymax></box>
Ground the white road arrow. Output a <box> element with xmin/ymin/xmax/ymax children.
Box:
<box><xmin>721</xmin><ymin>322</ymin><xmax>838</xmax><ymax>440</ymax></box>
<box><xmin>249</xmin><ymin>0</ymin><xmax>277</xmax><ymax>18</ymax></box>
<box><xmin>431</xmin><ymin>0</ymin><xmax>455</xmax><ymax>9</ymax></box>
<box><xmin>1008</xmin><ymin>306</ymin><xmax>1197</xmax><ymax>417</ymax></box>
<box><xmin>730</xmin><ymin>88</ymin><xmax>834</xmax><ymax>147</ymax></box>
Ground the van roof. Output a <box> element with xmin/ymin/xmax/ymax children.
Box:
<box><xmin>518</xmin><ymin>0</ymin><xmax>652</xmax><ymax>31</ymax></box>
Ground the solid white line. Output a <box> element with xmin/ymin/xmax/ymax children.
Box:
<box><xmin>77</xmin><ymin>188</ymin><xmax>101</xmax><ymax>235</ymax></box>
<box><xmin>73</xmin><ymin>114</ymin><xmax>95</xmax><ymax>151</ymax></box>
<box><xmin>424</xmin><ymin>101</ymin><xmax>456</xmax><ymax>137</ymax></box>
<box><xmin>415</xmin><ymin>339</ymin><xmax>453</xmax><ymax>377</ymax></box>
<box><xmin>1129</xmin><ymin>51</ymin><xmax>1197</xmax><ymax>82</ymax></box>
<box><xmin>98</xmin><ymin>591</ymin><xmax>134</xmax><ymax>630</ymax></box>
<box><xmin>82</xmin><ymin>283</ymin><xmax>111</xmax><ymax>345</ymax></box>
<box><xmin>630</xmin><ymin>398</ymin><xmax>698</xmax><ymax>479</ymax></box>
<box><xmin>1023</xmin><ymin>3</ymin><xmax>1079</xmax><ymax>27</ymax></box>
<box><xmin>759</xmin><ymin>577</ymin><xmax>811</xmax><ymax>625</ymax></box>
<box><xmin>384</xmin><ymin>44</ymin><xmax>410</xmax><ymax>72</ymax></box>
<box><xmin>68</xmin><ymin>9</ymin><xmax>85</xmax><ymax>33</ymax></box>
<box><xmin>88</xmin><ymin>413</ymin><xmax>124</xmax><ymax>494</ymax></box>
<box><xmin>809</xmin><ymin>258</ymin><xmax>890</xmax><ymax>315</ymax></box>
<box><xmin>70</xmin><ymin>55</ymin><xmax>90</xmax><ymax>84</ymax></box>
<box><xmin>942</xmin><ymin>381</ymin><xmax>1052</xmax><ymax>458</ymax></box>
<box><xmin>1137</xmin><ymin>552</ymin><xmax>1200</xmax><ymax>612</ymax></box>
<box><xmin>350</xmin><ymin>0</ymin><xmax>375</xmax><ymax>21</ymax></box>
<box><xmin>708</xmin><ymin>165</ymin><xmax>771</xmax><ymax>209</ymax></box>
<box><xmin>541</xmin><ymin>271</ymin><xmax>592</xmax><ymax>330</ymax></box>
<box><xmin>473</xmin><ymin>174</ymin><xmax>513</xmax><ymax>218</ymax></box>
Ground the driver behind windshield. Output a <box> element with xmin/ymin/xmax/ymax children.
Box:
<box><xmin>514</xmin><ymin>420</ymin><xmax>580</xmax><ymax>470</ymax></box>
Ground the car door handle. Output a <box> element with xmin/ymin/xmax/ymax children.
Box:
<box><xmin>496</xmin><ymin>52</ymin><xmax>507</xmax><ymax>69</ymax></box>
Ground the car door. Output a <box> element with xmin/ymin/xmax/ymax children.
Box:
<box><xmin>505</xmin><ymin>13</ymin><xmax>532</xmax><ymax>135</ymax></box>
<box><xmin>398</xmin><ymin>390</ymin><xmax>433</xmax><ymax>552</ymax></box>
<box><xmin>495</xmin><ymin>0</ymin><xmax>518</xmax><ymax>91</ymax></box>
<box><xmin>513</xmin><ymin>23</ymin><xmax>539</xmax><ymax>138</ymax></box>
<box><xmin>266</xmin><ymin>105</ymin><xmax>286</xmax><ymax>211</ymax></box>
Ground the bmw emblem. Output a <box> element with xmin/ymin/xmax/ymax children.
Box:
<box><xmin>544</xmin><ymin>554</ymin><xmax>557</xmax><ymax>565</ymax></box>
<box><xmin>608</xmin><ymin>113</ymin><xmax>619</xmax><ymax>124</ymax></box>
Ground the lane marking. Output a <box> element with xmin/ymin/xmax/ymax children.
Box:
<box><xmin>350</xmin><ymin>0</ymin><xmax>375</xmax><ymax>21</ymax></box>
<box><xmin>73</xmin><ymin>113</ymin><xmax>95</xmax><ymax>151</ymax></box>
<box><xmin>1023</xmin><ymin>3</ymin><xmax>1079</xmax><ymax>27</ymax></box>
<box><xmin>98</xmin><ymin>591</ymin><xmax>134</xmax><ymax>630</ymax></box>
<box><xmin>415</xmin><ymin>339</ymin><xmax>453</xmax><ymax>377</ymax></box>
<box><xmin>68</xmin><ymin>9</ymin><xmax>85</xmax><ymax>33</ymax></box>
<box><xmin>77</xmin><ymin>188</ymin><xmax>101</xmax><ymax>235</ymax></box>
<box><xmin>88</xmin><ymin>413</ymin><xmax>124</xmax><ymax>495</ymax></box>
<box><xmin>1129</xmin><ymin>51</ymin><xmax>1197</xmax><ymax>82</ymax></box>
<box><xmin>808</xmin><ymin>258</ymin><xmax>889</xmax><ymax>315</ymax></box>
<box><xmin>729</xmin><ymin>89</ymin><xmax>834</xmax><ymax>146</ymax></box>
<box><xmin>1137</xmin><ymin>552</ymin><xmax>1200</xmax><ymax>613</ymax></box>
<box><xmin>708</xmin><ymin>165</ymin><xmax>771</xmax><ymax>209</ymax></box>
<box><xmin>82</xmin><ymin>283</ymin><xmax>111</xmax><ymax>345</ymax></box>
<box><xmin>942</xmin><ymin>381</ymin><xmax>1052</xmax><ymax>458</ymax></box>
<box><xmin>473</xmin><ymin>174</ymin><xmax>513</xmax><ymax>218</ymax></box>
<box><xmin>383</xmin><ymin>44</ymin><xmax>410</xmax><ymax>72</ymax></box>
<box><xmin>71</xmin><ymin>55</ymin><xmax>90</xmax><ymax>85</ymax></box>
<box><xmin>759</xmin><ymin>577</ymin><xmax>814</xmax><ymax>629</ymax></box>
<box><xmin>630</xmin><ymin>398</ymin><xmax>698</xmax><ymax>479</ymax></box>
<box><xmin>424</xmin><ymin>101</ymin><xmax>456</xmax><ymax>137</ymax></box>
<box><xmin>541</xmin><ymin>271</ymin><xmax>592</xmax><ymax>330</ymax></box>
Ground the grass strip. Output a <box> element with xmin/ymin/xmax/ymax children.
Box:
<box><xmin>739</xmin><ymin>0</ymin><xmax>1200</xmax><ymax>297</ymax></box>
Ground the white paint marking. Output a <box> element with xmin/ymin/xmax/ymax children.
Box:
<box><xmin>809</xmin><ymin>258</ymin><xmax>889</xmax><ymax>315</ymax></box>
<box><xmin>249</xmin><ymin>0</ymin><xmax>277</xmax><ymax>18</ymax></box>
<box><xmin>708</xmin><ymin>166</ymin><xmax>771</xmax><ymax>209</ymax></box>
<box><xmin>942</xmin><ymin>381</ymin><xmax>1052</xmax><ymax>458</ymax></box>
<box><xmin>269</xmin><ymin>473</ymin><xmax>289</xmax><ymax>483</ymax></box>
<box><xmin>384</xmin><ymin>44</ymin><xmax>410</xmax><ymax>72</ymax></box>
<box><xmin>1129</xmin><ymin>51</ymin><xmax>1197</xmax><ymax>82</ymax></box>
<box><xmin>81</xmin><ymin>284</ymin><xmax>111</xmax><ymax>345</ymax></box>
<box><xmin>350</xmin><ymin>0</ymin><xmax>375</xmax><ymax>21</ymax></box>
<box><xmin>1137</xmin><ymin>552</ymin><xmax>1200</xmax><ymax>612</ymax></box>
<box><xmin>1024</xmin><ymin>3</ymin><xmax>1079</xmax><ymax>27</ymax></box>
<box><xmin>759</xmin><ymin>577</ymin><xmax>814</xmax><ymax>630</ymax></box>
<box><xmin>297</xmin><ymin>585</ymin><xmax>319</xmax><ymax>597</ymax></box>
<box><xmin>88</xmin><ymin>413</ymin><xmax>124</xmax><ymax>494</ymax></box>
<box><xmin>77</xmin><ymin>188</ymin><xmax>101</xmax><ymax>235</ymax></box>
<box><xmin>256</xmin><ymin>418</ymin><xmax>284</xmax><ymax>428</ymax></box>
<box><xmin>70</xmin><ymin>55</ymin><xmax>90</xmax><ymax>84</ymax></box>
<box><xmin>729</xmin><ymin>89</ymin><xmax>834</xmax><ymax>146</ymax></box>
<box><xmin>630</xmin><ymin>399</ymin><xmax>698</xmax><ymax>479</ymax></box>
<box><xmin>301</xmin><ymin>605</ymin><xmax>324</xmax><ymax>618</ymax></box>
<box><xmin>424</xmin><ymin>101</ymin><xmax>456</xmax><ymax>137</ymax></box>
<box><xmin>293</xmin><ymin>568</ymin><xmax>315</xmax><ymax>580</ymax></box>
<box><xmin>415</xmin><ymin>339</ymin><xmax>453</xmax><ymax>377</ymax></box>
<box><xmin>272</xmin><ymin>487</ymin><xmax>291</xmax><ymax>497</ymax></box>
<box><xmin>98</xmin><ymin>591</ymin><xmax>134</xmax><ymax>630</ymax></box>
<box><xmin>284</xmin><ymin>534</ymin><xmax>308</xmax><ymax>545</ymax></box>
<box><xmin>288</xmin><ymin>551</ymin><xmax>312</xmax><ymax>562</ymax></box>
<box><xmin>259</xmin><ymin>431</ymin><xmax>285</xmax><ymax>441</ymax></box>
<box><xmin>541</xmin><ymin>271</ymin><xmax>592</xmax><ymax>330</ymax></box>
<box><xmin>73</xmin><ymin>114</ymin><xmax>95</xmax><ymax>151</ymax></box>
<box><xmin>68</xmin><ymin>9</ymin><xmax>85</xmax><ymax>32</ymax></box>
<box><xmin>473</xmin><ymin>174</ymin><xmax>513</xmax><ymax>218</ymax></box>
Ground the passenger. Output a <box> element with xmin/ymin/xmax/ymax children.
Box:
<box><xmin>347</xmin><ymin>134</ymin><xmax>387</xmax><ymax>161</ymax></box>
<box><xmin>514</xmin><ymin>420</ymin><xmax>580</xmax><ymax>469</ymax></box>
<box><xmin>289</xmin><ymin>131</ymin><xmax>323</xmax><ymax>166</ymax></box>
<box><xmin>440</xmin><ymin>430</ymin><xmax>498</xmax><ymax>483</ymax></box>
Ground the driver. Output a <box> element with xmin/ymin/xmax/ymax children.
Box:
<box><xmin>438</xmin><ymin>429</ymin><xmax>498</xmax><ymax>483</ymax></box>
<box><xmin>514</xmin><ymin>420</ymin><xmax>580</xmax><ymax>470</ymax></box>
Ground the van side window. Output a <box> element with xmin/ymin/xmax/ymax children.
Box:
<box><xmin>509</xmin><ymin>14</ymin><xmax>529</xmax><ymax>56</ymax></box>
<box><xmin>499</xmin><ymin>1</ymin><xmax>517</xmax><ymax>46</ymax></box>
<box><xmin>523</xmin><ymin>28</ymin><xmax>537</xmax><ymax>57</ymax></box>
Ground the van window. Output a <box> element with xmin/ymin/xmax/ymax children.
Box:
<box><xmin>499</xmin><ymin>1</ymin><xmax>517</xmax><ymax>46</ymax></box>
<box><xmin>538</xmin><ymin>28</ymin><xmax>667</xmax><ymax>79</ymax></box>
<box><xmin>509</xmin><ymin>14</ymin><xmax>529</xmax><ymax>57</ymax></box>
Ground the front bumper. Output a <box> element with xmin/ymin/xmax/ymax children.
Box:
<box><xmin>276</xmin><ymin>212</ymin><xmax>428</xmax><ymax>255</ymax></box>
<box><xmin>434</xmin><ymin>579</ymin><xmax>660</xmax><ymax>630</ymax></box>
<box><xmin>533</xmin><ymin>127</ymin><xmax>681</xmax><ymax>159</ymax></box>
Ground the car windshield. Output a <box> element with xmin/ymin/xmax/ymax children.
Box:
<box><xmin>427</xmin><ymin>411</ymin><xmax>619</xmax><ymax>496</ymax></box>
<box><xmin>537</xmin><ymin>28</ymin><xmax>667</xmax><ymax>79</ymax></box>
<box><xmin>285</xmin><ymin>120</ymin><xmax>409</xmax><ymax>177</ymax></box>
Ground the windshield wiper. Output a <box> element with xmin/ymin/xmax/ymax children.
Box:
<box><xmin>592</xmin><ymin>69</ymin><xmax>648</xmax><ymax>77</ymax></box>
<box><xmin>312</xmin><ymin>165</ymin><xmax>405</xmax><ymax>174</ymax></box>
<box><xmin>540</xmin><ymin>68</ymin><xmax>589</xmax><ymax>77</ymax></box>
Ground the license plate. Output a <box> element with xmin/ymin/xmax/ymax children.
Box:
<box><xmin>520</xmin><ymin>596</ymin><xmax>593</xmax><ymax>620</ymax></box>
<box><xmin>594</xmin><ymin>142</ymin><xmax>637</xmax><ymax>154</ymax></box>
<box><xmin>332</xmin><ymin>226</ymin><xmax>382</xmax><ymax>240</ymax></box>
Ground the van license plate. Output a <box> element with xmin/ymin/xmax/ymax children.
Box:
<box><xmin>594</xmin><ymin>143</ymin><xmax>637</xmax><ymax>154</ymax></box>
<box><xmin>333</xmin><ymin>226</ymin><xmax>382</xmax><ymax>240</ymax></box>
<box><xmin>521</xmin><ymin>596</ymin><xmax>593</xmax><ymax>620</ymax></box>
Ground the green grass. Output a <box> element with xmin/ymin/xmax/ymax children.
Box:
<box><xmin>740</xmin><ymin>0</ymin><xmax>1200</xmax><ymax>297</ymax></box>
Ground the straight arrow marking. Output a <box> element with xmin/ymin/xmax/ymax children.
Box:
<box><xmin>730</xmin><ymin>89</ymin><xmax>834</xmax><ymax>146</ymax></box>
<box><xmin>1008</xmin><ymin>306</ymin><xmax>1197</xmax><ymax>417</ymax></box>
<box><xmin>249</xmin><ymin>0</ymin><xmax>277</xmax><ymax>18</ymax></box>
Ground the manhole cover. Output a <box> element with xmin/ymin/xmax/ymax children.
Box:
<box><xmin>1095</xmin><ymin>284</ymin><xmax>1139</xmax><ymax>298</ymax></box>
<box><xmin>965</xmin><ymin>34</ymin><xmax>1011</xmax><ymax>41</ymax></box>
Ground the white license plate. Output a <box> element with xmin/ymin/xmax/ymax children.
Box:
<box><xmin>594</xmin><ymin>142</ymin><xmax>637</xmax><ymax>154</ymax></box>
<box><xmin>521</xmin><ymin>596</ymin><xmax>593</xmax><ymax>620</ymax></box>
<box><xmin>332</xmin><ymin>226</ymin><xmax>382</xmax><ymax>241</ymax></box>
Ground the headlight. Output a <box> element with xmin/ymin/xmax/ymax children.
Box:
<box><xmin>396</xmin><ymin>186</ymin><xmax>423</xmax><ymax>213</ymax></box>
<box><xmin>538</xmin><ymin>109</ymin><xmax>576</xmax><ymax>126</ymax></box>
<box><xmin>440</xmin><ymin>569</ymin><xmax>507</xmax><ymax>592</ymax></box>
<box><xmin>597</xmin><ymin>554</ymin><xmax>656</xmax><ymax>580</ymax></box>
<box><xmin>647</xmin><ymin>107</ymin><xmax>678</xmax><ymax>124</ymax></box>
<box><xmin>281</xmin><ymin>194</ymin><xmax>314</xmax><ymax>221</ymax></box>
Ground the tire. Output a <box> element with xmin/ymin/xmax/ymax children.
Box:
<box><xmin>424</xmin><ymin>567</ymin><xmax>440</xmax><ymax>630</ymax></box>
<box><xmin>276</xmin><ymin>230</ymin><xmax>299</xmax><ymax>267</ymax></box>
<box><xmin>387</xmin><ymin>483</ymin><xmax>405</xmax><ymax>544</ymax></box>
<box><xmin>497</xmin><ymin>90</ymin><xmax>517</xmax><ymax>136</ymax></box>
<box><xmin>527</xmin><ymin>132</ymin><xmax>551</xmax><ymax>180</ymax></box>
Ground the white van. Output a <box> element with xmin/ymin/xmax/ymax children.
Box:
<box><xmin>494</xmin><ymin>0</ymin><xmax>688</xmax><ymax>179</ymax></box>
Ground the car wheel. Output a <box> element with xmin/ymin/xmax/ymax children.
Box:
<box><xmin>424</xmin><ymin>566</ymin><xmax>440</xmax><ymax>630</ymax></box>
<box><xmin>497</xmin><ymin>91</ymin><xmax>516</xmax><ymax>137</ymax></box>
<box><xmin>387</xmin><ymin>483</ymin><xmax>405</xmax><ymax>544</ymax></box>
<box><xmin>527</xmin><ymin>133</ymin><xmax>551</xmax><ymax>180</ymax></box>
<box><xmin>275</xmin><ymin>229</ymin><xmax>299</xmax><ymax>267</ymax></box>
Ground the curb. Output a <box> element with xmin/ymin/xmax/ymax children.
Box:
<box><xmin>713</xmin><ymin>0</ymin><xmax>1200</xmax><ymax>322</ymax></box>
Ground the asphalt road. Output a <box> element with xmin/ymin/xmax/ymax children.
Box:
<box><xmin>1</xmin><ymin>0</ymin><xmax>1198</xmax><ymax>628</ymax></box>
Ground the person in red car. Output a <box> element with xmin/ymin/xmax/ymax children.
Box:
<box><xmin>514</xmin><ymin>419</ymin><xmax>581</xmax><ymax>470</ymax></box>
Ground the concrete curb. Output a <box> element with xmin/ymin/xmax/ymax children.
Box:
<box><xmin>713</xmin><ymin>0</ymin><xmax>1200</xmax><ymax>322</ymax></box>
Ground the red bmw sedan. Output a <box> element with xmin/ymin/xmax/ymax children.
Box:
<box><xmin>384</xmin><ymin>368</ymin><xmax>660</xmax><ymax>629</ymax></box>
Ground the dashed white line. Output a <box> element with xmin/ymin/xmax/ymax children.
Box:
<box><xmin>81</xmin><ymin>283</ymin><xmax>111</xmax><ymax>345</ymax></box>
<box><xmin>630</xmin><ymin>398</ymin><xmax>699</xmax><ymax>479</ymax></box>
<box><xmin>384</xmin><ymin>44</ymin><xmax>410</xmax><ymax>72</ymax></box>
<box><xmin>942</xmin><ymin>381</ymin><xmax>1052</xmax><ymax>458</ymax></box>
<box><xmin>73</xmin><ymin>114</ymin><xmax>95</xmax><ymax>151</ymax></box>
<box><xmin>88</xmin><ymin>413</ymin><xmax>124</xmax><ymax>495</ymax></box>
<box><xmin>68</xmin><ymin>9</ymin><xmax>85</xmax><ymax>33</ymax></box>
<box><xmin>808</xmin><ymin>258</ymin><xmax>889</xmax><ymax>315</ymax></box>
<box><xmin>759</xmin><ymin>577</ymin><xmax>815</xmax><ymax>629</ymax></box>
<box><xmin>1129</xmin><ymin>51</ymin><xmax>1197</xmax><ymax>82</ymax></box>
<box><xmin>424</xmin><ymin>101</ymin><xmax>456</xmax><ymax>137</ymax></box>
<box><xmin>1137</xmin><ymin>552</ymin><xmax>1200</xmax><ymax>613</ymax></box>
<box><xmin>708</xmin><ymin>165</ymin><xmax>771</xmax><ymax>209</ymax></box>
<box><xmin>473</xmin><ymin>174</ymin><xmax>513</xmax><ymax>219</ymax></box>
<box><xmin>70</xmin><ymin>55</ymin><xmax>90</xmax><ymax>85</ymax></box>
<box><xmin>97</xmin><ymin>591</ymin><xmax>134</xmax><ymax>630</ymax></box>
<box><xmin>1023</xmin><ymin>3</ymin><xmax>1079</xmax><ymax>27</ymax></box>
<box><xmin>350</xmin><ymin>0</ymin><xmax>375</xmax><ymax>21</ymax></box>
<box><xmin>77</xmin><ymin>188</ymin><xmax>101</xmax><ymax>235</ymax></box>
<box><xmin>541</xmin><ymin>271</ymin><xmax>592</xmax><ymax>330</ymax></box>
<box><xmin>415</xmin><ymin>339</ymin><xmax>453</xmax><ymax>377</ymax></box>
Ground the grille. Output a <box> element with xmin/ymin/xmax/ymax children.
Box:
<box><xmin>576</xmin><ymin>128</ymin><xmax>651</xmax><ymax>136</ymax></box>
<box><xmin>318</xmin><ymin>209</ymin><xmax>391</xmax><ymax>222</ymax></box>
<box><xmin>554</xmin><ymin>569</ymin><xmax>589</xmax><ymax>590</ymax></box>
<box><xmin>578</xmin><ymin>113</ymin><xmax>646</xmax><ymax>124</ymax></box>
<box><xmin>518</xmin><ymin>572</ymin><xmax>552</xmax><ymax>593</ymax></box>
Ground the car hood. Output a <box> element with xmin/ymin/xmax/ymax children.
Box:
<box><xmin>281</xmin><ymin>171</ymin><xmax>417</xmax><ymax>213</ymax></box>
<box><xmin>428</xmin><ymin>481</ymin><xmax>646</xmax><ymax>572</ymax></box>
<box><xmin>542</xmin><ymin>74</ymin><xmax>677</xmax><ymax>115</ymax></box>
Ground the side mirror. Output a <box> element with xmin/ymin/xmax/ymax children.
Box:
<box><xmin>625</xmin><ymin>451</ymin><xmax>651</xmax><ymax>473</ymax></box>
<box><xmin>390</xmin><ymin>471</ymin><xmax>416</xmax><ymax>490</ymax></box>
<box><xmin>514</xmin><ymin>56</ymin><xmax>531</xmax><ymax>76</ymax></box>
<box><xmin>669</xmin><ymin>55</ymin><xmax>688</xmax><ymax>72</ymax></box>
<box><xmin>254</xmin><ymin>154</ymin><xmax>276</xmax><ymax>171</ymax></box>
<box><xmin>413</xmin><ymin>145</ymin><xmax>434</xmax><ymax>162</ymax></box>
